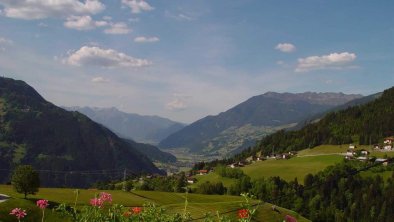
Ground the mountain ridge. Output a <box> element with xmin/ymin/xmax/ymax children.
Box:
<box><xmin>159</xmin><ymin>91</ymin><xmax>363</xmax><ymax>156</ymax></box>
<box><xmin>230</xmin><ymin>86</ymin><xmax>393</xmax><ymax>161</ymax></box>
<box><xmin>0</xmin><ymin>77</ymin><xmax>163</xmax><ymax>187</ymax></box>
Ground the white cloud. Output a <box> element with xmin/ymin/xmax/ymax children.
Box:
<box><xmin>102</xmin><ymin>16</ymin><xmax>112</xmax><ymax>21</ymax></box>
<box><xmin>166</xmin><ymin>98</ymin><xmax>187</xmax><ymax>111</ymax></box>
<box><xmin>121</xmin><ymin>0</ymin><xmax>153</xmax><ymax>14</ymax></box>
<box><xmin>134</xmin><ymin>36</ymin><xmax>159</xmax><ymax>43</ymax></box>
<box><xmin>38</xmin><ymin>22</ymin><xmax>48</xmax><ymax>27</ymax></box>
<box><xmin>128</xmin><ymin>17</ymin><xmax>140</xmax><ymax>23</ymax></box>
<box><xmin>64</xmin><ymin>46</ymin><xmax>151</xmax><ymax>68</ymax></box>
<box><xmin>104</xmin><ymin>22</ymin><xmax>131</xmax><ymax>34</ymax></box>
<box><xmin>64</xmin><ymin>16</ymin><xmax>130</xmax><ymax>34</ymax></box>
<box><xmin>0</xmin><ymin>37</ymin><xmax>13</xmax><ymax>45</ymax></box>
<box><xmin>91</xmin><ymin>76</ymin><xmax>109</xmax><ymax>83</ymax></box>
<box><xmin>177</xmin><ymin>13</ymin><xmax>193</xmax><ymax>21</ymax></box>
<box><xmin>165</xmin><ymin>11</ymin><xmax>194</xmax><ymax>21</ymax></box>
<box><xmin>0</xmin><ymin>0</ymin><xmax>105</xmax><ymax>20</ymax></box>
<box><xmin>64</xmin><ymin>15</ymin><xmax>108</xmax><ymax>30</ymax></box>
<box><xmin>0</xmin><ymin>37</ymin><xmax>13</xmax><ymax>51</ymax></box>
<box><xmin>295</xmin><ymin>52</ymin><xmax>357</xmax><ymax>72</ymax></box>
<box><xmin>275</xmin><ymin>43</ymin><xmax>296</xmax><ymax>53</ymax></box>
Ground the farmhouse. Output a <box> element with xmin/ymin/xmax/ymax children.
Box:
<box><xmin>346</xmin><ymin>150</ymin><xmax>356</xmax><ymax>157</ymax></box>
<box><xmin>376</xmin><ymin>158</ymin><xmax>389</xmax><ymax>166</ymax></box>
<box><xmin>198</xmin><ymin>169</ymin><xmax>208</xmax><ymax>175</ymax></box>
<box><xmin>229</xmin><ymin>161</ymin><xmax>246</xmax><ymax>168</ymax></box>
<box><xmin>187</xmin><ymin>177</ymin><xmax>197</xmax><ymax>184</ymax></box>
<box><xmin>383</xmin><ymin>137</ymin><xmax>394</xmax><ymax>150</ymax></box>
<box><xmin>349</xmin><ymin>144</ymin><xmax>356</xmax><ymax>149</ymax></box>
<box><xmin>360</xmin><ymin>150</ymin><xmax>370</xmax><ymax>156</ymax></box>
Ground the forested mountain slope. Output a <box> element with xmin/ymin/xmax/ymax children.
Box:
<box><xmin>0</xmin><ymin>77</ymin><xmax>162</xmax><ymax>187</ymax></box>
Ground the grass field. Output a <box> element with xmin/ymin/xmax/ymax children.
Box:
<box><xmin>242</xmin><ymin>155</ymin><xmax>344</xmax><ymax>183</ymax></box>
<box><xmin>190</xmin><ymin>173</ymin><xmax>237</xmax><ymax>189</ymax></box>
<box><xmin>192</xmin><ymin>154</ymin><xmax>343</xmax><ymax>188</ymax></box>
<box><xmin>0</xmin><ymin>185</ymin><xmax>309</xmax><ymax>222</ymax></box>
<box><xmin>298</xmin><ymin>144</ymin><xmax>394</xmax><ymax>158</ymax></box>
<box><xmin>192</xmin><ymin>144</ymin><xmax>394</xmax><ymax>188</ymax></box>
<box><xmin>297</xmin><ymin>144</ymin><xmax>350</xmax><ymax>156</ymax></box>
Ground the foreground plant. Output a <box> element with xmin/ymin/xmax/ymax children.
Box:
<box><xmin>9</xmin><ymin>208</ymin><xmax>27</xmax><ymax>222</ymax></box>
<box><xmin>55</xmin><ymin>191</ymin><xmax>184</xmax><ymax>222</ymax></box>
<box><xmin>13</xmin><ymin>190</ymin><xmax>258</xmax><ymax>221</ymax></box>
<box><xmin>237</xmin><ymin>193</ymin><xmax>257</xmax><ymax>222</ymax></box>
<box><xmin>36</xmin><ymin>199</ymin><xmax>49</xmax><ymax>222</ymax></box>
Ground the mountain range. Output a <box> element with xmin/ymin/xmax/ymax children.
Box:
<box><xmin>65</xmin><ymin>106</ymin><xmax>186</xmax><ymax>145</ymax></box>
<box><xmin>159</xmin><ymin>92</ymin><xmax>363</xmax><ymax>157</ymax></box>
<box><xmin>232</xmin><ymin>86</ymin><xmax>393</xmax><ymax>160</ymax></box>
<box><xmin>0</xmin><ymin>77</ymin><xmax>163</xmax><ymax>187</ymax></box>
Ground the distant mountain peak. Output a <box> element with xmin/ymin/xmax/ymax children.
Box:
<box><xmin>65</xmin><ymin>106</ymin><xmax>186</xmax><ymax>144</ymax></box>
<box><xmin>261</xmin><ymin>91</ymin><xmax>363</xmax><ymax>106</ymax></box>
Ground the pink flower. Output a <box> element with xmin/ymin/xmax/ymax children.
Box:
<box><xmin>90</xmin><ymin>197</ymin><xmax>104</xmax><ymax>208</ymax></box>
<box><xmin>10</xmin><ymin>208</ymin><xmax>27</xmax><ymax>219</ymax></box>
<box><xmin>99</xmin><ymin>192</ymin><xmax>112</xmax><ymax>203</ymax></box>
<box><xmin>36</xmin><ymin>199</ymin><xmax>49</xmax><ymax>209</ymax></box>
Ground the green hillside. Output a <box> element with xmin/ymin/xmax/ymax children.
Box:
<box><xmin>194</xmin><ymin>144</ymin><xmax>394</xmax><ymax>187</ymax></box>
<box><xmin>0</xmin><ymin>77</ymin><xmax>162</xmax><ymax>187</ymax></box>
<box><xmin>192</xmin><ymin>151</ymin><xmax>344</xmax><ymax>189</ymax></box>
<box><xmin>0</xmin><ymin>185</ymin><xmax>309</xmax><ymax>222</ymax></box>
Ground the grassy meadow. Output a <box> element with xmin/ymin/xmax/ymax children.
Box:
<box><xmin>193</xmin><ymin>154</ymin><xmax>343</xmax><ymax>187</ymax></box>
<box><xmin>0</xmin><ymin>185</ymin><xmax>309</xmax><ymax>222</ymax></box>
<box><xmin>242</xmin><ymin>155</ymin><xmax>343</xmax><ymax>183</ymax></box>
<box><xmin>193</xmin><ymin>144</ymin><xmax>394</xmax><ymax>188</ymax></box>
<box><xmin>298</xmin><ymin>144</ymin><xmax>394</xmax><ymax>158</ymax></box>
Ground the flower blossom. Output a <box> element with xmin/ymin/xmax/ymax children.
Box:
<box><xmin>131</xmin><ymin>207</ymin><xmax>142</xmax><ymax>214</ymax></box>
<box><xmin>99</xmin><ymin>192</ymin><xmax>112</xmax><ymax>203</ymax></box>
<box><xmin>90</xmin><ymin>197</ymin><xmax>104</xmax><ymax>208</ymax></box>
<box><xmin>10</xmin><ymin>208</ymin><xmax>27</xmax><ymax>219</ymax></box>
<box><xmin>238</xmin><ymin>208</ymin><xmax>249</xmax><ymax>219</ymax></box>
<box><xmin>36</xmin><ymin>199</ymin><xmax>49</xmax><ymax>209</ymax></box>
<box><xmin>123</xmin><ymin>211</ymin><xmax>132</xmax><ymax>217</ymax></box>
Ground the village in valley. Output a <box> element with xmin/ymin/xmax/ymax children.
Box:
<box><xmin>186</xmin><ymin>136</ymin><xmax>394</xmax><ymax>185</ymax></box>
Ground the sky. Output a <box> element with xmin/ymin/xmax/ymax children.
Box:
<box><xmin>0</xmin><ymin>0</ymin><xmax>393</xmax><ymax>123</ymax></box>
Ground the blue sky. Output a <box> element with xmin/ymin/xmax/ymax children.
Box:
<box><xmin>0</xmin><ymin>0</ymin><xmax>393</xmax><ymax>123</ymax></box>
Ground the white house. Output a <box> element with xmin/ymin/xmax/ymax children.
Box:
<box><xmin>187</xmin><ymin>178</ymin><xmax>197</xmax><ymax>184</ymax></box>
<box><xmin>375</xmin><ymin>158</ymin><xmax>389</xmax><ymax>166</ymax></box>
<box><xmin>349</xmin><ymin>144</ymin><xmax>356</xmax><ymax>149</ymax></box>
<box><xmin>346</xmin><ymin>151</ymin><xmax>356</xmax><ymax>156</ymax></box>
<box><xmin>383</xmin><ymin>137</ymin><xmax>394</xmax><ymax>150</ymax></box>
<box><xmin>361</xmin><ymin>150</ymin><xmax>370</xmax><ymax>156</ymax></box>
